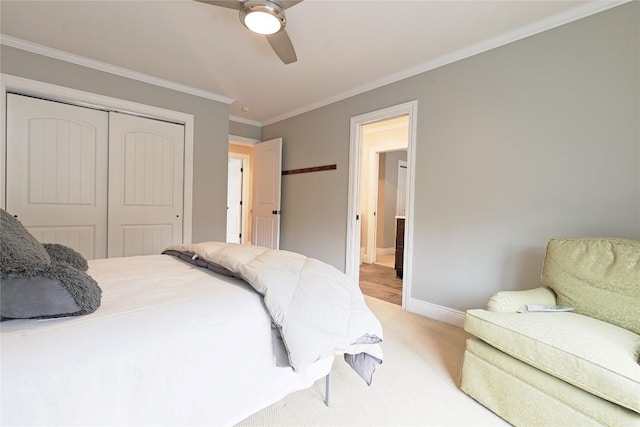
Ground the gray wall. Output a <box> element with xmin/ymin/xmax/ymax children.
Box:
<box><xmin>229</xmin><ymin>120</ymin><xmax>262</xmax><ymax>140</ymax></box>
<box><xmin>263</xmin><ymin>2</ymin><xmax>640</xmax><ymax>311</ymax></box>
<box><xmin>263</xmin><ymin>108</ymin><xmax>352</xmax><ymax>268</ymax></box>
<box><xmin>1</xmin><ymin>45</ymin><xmax>231</xmax><ymax>243</ymax></box>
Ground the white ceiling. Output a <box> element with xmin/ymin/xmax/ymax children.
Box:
<box><xmin>0</xmin><ymin>0</ymin><xmax>625</xmax><ymax>125</ymax></box>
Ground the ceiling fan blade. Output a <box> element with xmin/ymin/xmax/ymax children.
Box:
<box><xmin>280</xmin><ymin>0</ymin><xmax>303</xmax><ymax>9</ymax></box>
<box><xmin>194</xmin><ymin>0</ymin><xmax>243</xmax><ymax>10</ymax></box>
<box><xmin>266</xmin><ymin>29</ymin><xmax>297</xmax><ymax>64</ymax></box>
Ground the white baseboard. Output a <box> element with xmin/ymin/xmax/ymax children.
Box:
<box><xmin>405</xmin><ymin>297</ymin><xmax>465</xmax><ymax>328</ymax></box>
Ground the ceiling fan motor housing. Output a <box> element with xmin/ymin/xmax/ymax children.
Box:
<box><xmin>240</xmin><ymin>0</ymin><xmax>287</xmax><ymax>34</ymax></box>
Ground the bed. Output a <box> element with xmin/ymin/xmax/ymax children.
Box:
<box><xmin>2</xmin><ymin>254</ymin><xmax>331</xmax><ymax>425</ymax></box>
<box><xmin>1</xmin><ymin>210</ymin><xmax>383</xmax><ymax>426</ymax></box>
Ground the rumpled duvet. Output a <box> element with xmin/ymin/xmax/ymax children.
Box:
<box><xmin>163</xmin><ymin>241</ymin><xmax>383</xmax><ymax>384</ymax></box>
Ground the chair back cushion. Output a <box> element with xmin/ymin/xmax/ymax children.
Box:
<box><xmin>541</xmin><ymin>238</ymin><xmax>640</xmax><ymax>334</ymax></box>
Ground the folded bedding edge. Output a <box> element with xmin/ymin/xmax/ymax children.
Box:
<box><xmin>162</xmin><ymin>249</ymin><xmax>239</xmax><ymax>278</ymax></box>
<box><xmin>163</xmin><ymin>242</ymin><xmax>384</xmax><ymax>386</ymax></box>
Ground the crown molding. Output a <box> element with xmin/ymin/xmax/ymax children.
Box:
<box><xmin>1</xmin><ymin>0</ymin><xmax>628</xmax><ymax>126</ymax></box>
<box><xmin>261</xmin><ymin>0</ymin><xmax>630</xmax><ymax>126</ymax></box>
<box><xmin>0</xmin><ymin>34</ymin><xmax>234</xmax><ymax>105</ymax></box>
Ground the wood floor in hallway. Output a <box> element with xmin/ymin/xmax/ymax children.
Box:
<box><xmin>359</xmin><ymin>262</ymin><xmax>402</xmax><ymax>305</ymax></box>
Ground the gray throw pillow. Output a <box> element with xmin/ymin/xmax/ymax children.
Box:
<box><xmin>0</xmin><ymin>208</ymin><xmax>101</xmax><ymax>321</ymax></box>
<box><xmin>44</xmin><ymin>243</ymin><xmax>89</xmax><ymax>271</ymax></box>
<box><xmin>1</xmin><ymin>264</ymin><xmax>102</xmax><ymax>320</ymax></box>
<box><xmin>0</xmin><ymin>209</ymin><xmax>50</xmax><ymax>270</ymax></box>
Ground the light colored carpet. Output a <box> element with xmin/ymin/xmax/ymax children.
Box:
<box><xmin>237</xmin><ymin>297</ymin><xmax>509</xmax><ymax>426</ymax></box>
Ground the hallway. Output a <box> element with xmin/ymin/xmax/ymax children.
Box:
<box><xmin>359</xmin><ymin>253</ymin><xmax>402</xmax><ymax>305</ymax></box>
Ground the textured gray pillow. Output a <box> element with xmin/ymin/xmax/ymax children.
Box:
<box><xmin>0</xmin><ymin>209</ymin><xmax>50</xmax><ymax>270</ymax></box>
<box><xmin>0</xmin><ymin>208</ymin><xmax>101</xmax><ymax>321</ymax></box>
<box><xmin>1</xmin><ymin>264</ymin><xmax>102</xmax><ymax>320</ymax></box>
<box><xmin>44</xmin><ymin>243</ymin><xmax>89</xmax><ymax>271</ymax></box>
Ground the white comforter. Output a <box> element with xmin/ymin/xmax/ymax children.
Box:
<box><xmin>164</xmin><ymin>242</ymin><xmax>384</xmax><ymax>383</ymax></box>
<box><xmin>1</xmin><ymin>255</ymin><xmax>333</xmax><ymax>426</ymax></box>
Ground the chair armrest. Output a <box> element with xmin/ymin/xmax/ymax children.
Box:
<box><xmin>487</xmin><ymin>287</ymin><xmax>557</xmax><ymax>313</ymax></box>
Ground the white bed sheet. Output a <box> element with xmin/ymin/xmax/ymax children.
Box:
<box><xmin>1</xmin><ymin>255</ymin><xmax>333</xmax><ymax>426</ymax></box>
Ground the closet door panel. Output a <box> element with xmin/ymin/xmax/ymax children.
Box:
<box><xmin>6</xmin><ymin>94</ymin><xmax>109</xmax><ymax>260</ymax></box>
<box><xmin>108</xmin><ymin>112</ymin><xmax>184</xmax><ymax>257</ymax></box>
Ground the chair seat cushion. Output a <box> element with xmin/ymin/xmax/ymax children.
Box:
<box><xmin>465</xmin><ymin>309</ymin><xmax>640</xmax><ymax>413</ymax></box>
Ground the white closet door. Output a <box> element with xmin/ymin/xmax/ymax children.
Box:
<box><xmin>108</xmin><ymin>112</ymin><xmax>184</xmax><ymax>257</ymax></box>
<box><xmin>6</xmin><ymin>94</ymin><xmax>109</xmax><ymax>260</ymax></box>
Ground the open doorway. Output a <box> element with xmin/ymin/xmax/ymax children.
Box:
<box><xmin>360</xmin><ymin>117</ymin><xmax>409</xmax><ymax>265</ymax></box>
<box><xmin>227</xmin><ymin>136</ymin><xmax>283</xmax><ymax>249</ymax></box>
<box><xmin>358</xmin><ymin>117</ymin><xmax>408</xmax><ymax>305</ymax></box>
<box><xmin>228</xmin><ymin>136</ymin><xmax>256</xmax><ymax>244</ymax></box>
<box><xmin>374</xmin><ymin>152</ymin><xmax>407</xmax><ymax>271</ymax></box>
<box><xmin>226</xmin><ymin>156</ymin><xmax>244</xmax><ymax>243</ymax></box>
<box><xmin>346</xmin><ymin>101</ymin><xmax>417</xmax><ymax>309</ymax></box>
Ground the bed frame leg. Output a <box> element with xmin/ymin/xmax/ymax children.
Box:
<box><xmin>324</xmin><ymin>372</ymin><xmax>332</xmax><ymax>407</ymax></box>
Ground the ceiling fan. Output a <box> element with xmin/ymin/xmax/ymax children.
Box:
<box><xmin>196</xmin><ymin>0</ymin><xmax>302</xmax><ymax>64</ymax></box>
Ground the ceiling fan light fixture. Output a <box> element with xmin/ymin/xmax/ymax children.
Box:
<box><xmin>244</xmin><ymin>11</ymin><xmax>281</xmax><ymax>34</ymax></box>
<box><xmin>240</xmin><ymin>1</ymin><xmax>286</xmax><ymax>35</ymax></box>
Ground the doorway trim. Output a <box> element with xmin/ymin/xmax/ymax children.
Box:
<box><xmin>1</xmin><ymin>73</ymin><xmax>195</xmax><ymax>243</ymax></box>
<box><xmin>346</xmin><ymin>100</ymin><xmax>418</xmax><ymax>309</ymax></box>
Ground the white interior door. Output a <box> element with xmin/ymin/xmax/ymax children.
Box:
<box><xmin>226</xmin><ymin>157</ymin><xmax>243</xmax><ymax>243</ymax></box>
<box><xmin>252</xmin><ymin>138</ymin><xmax>282</xmax><ymax>249</ymax></box>
<box><xmin>108</xmin><ymin>112</ymin><xmax>184</xmax><ymax>257</ymax></box>
<box><xmin>6</xmin><ymin>94</ymin><xmax>109</xmax><ymax>260</ymax></box>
